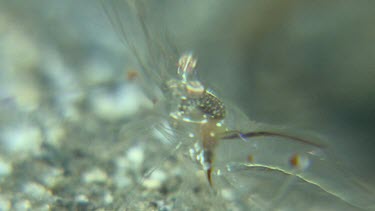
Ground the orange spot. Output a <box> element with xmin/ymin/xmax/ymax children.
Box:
<box><xmin>126</xmin><ymin>69</ymin><xmax>139</xmax><ymax>81</ymax></box>
<box><xmin>289</xmin><ymin>154</ymin><xmax>299</xmax><ymax>168</ymax></box>
<box><xmin>247</xmin><ymin>154</ymin><xmax>254</xmax><ymax>163</ymax></box>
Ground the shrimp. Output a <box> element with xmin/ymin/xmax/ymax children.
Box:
<box><xmin>101</xmin><ymin>0</ymin><xmax>375</xmax><ymax>210</ymax></box>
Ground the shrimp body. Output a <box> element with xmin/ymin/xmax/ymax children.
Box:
<box><xmin>167</xmin><ymin>52</ymin><xmax>323</xmax><ymax>188</ymax></box>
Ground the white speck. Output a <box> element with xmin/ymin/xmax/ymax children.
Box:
<box><xmin>1</xmin><ymin>125</ymin><xmax>42</xmax><ymax>158</ymax></box>
<box><xmin>142</xmin><ymin>170</ymin><xmax>167</xmax><ymax>190</ymax></box>
<box><xmin>103</xmin><ymin>192</ymin><xmax>113</xmax><ymax>204</ymax></box>
<box><xmin>82</xmin><ymin>168</ymin><xmax>108</xmax><ymax>184</ymax></box>
<box><xmin>209</xmin><ymin>131</ymin><xmax>215</xmax><ymax>137</ymax></box>
<box><xmin>0</xmin><ymin>158</ymin><xmax>12</xmax><ymax>177</ymax></box>
<box><xmin>22</xmin><ymin>182</ymin><xmax>52</xmax><ymax>200</ymax></box>
<box><xmin>126</xmin><ymin>146</ymin><xmax>144</xmax><ymax>169</ymax></box>
<box><xmin>150</xmin><ymin>169</ymin><xmax>167</xmax><ymax>182</ymax></box>
<box><xmin>216</xmin><ymin>169</ymin><xmax>222</xmax><ymax>176</ymax></box>
<box><xmin>221</xmin><ymin>189</ymin><xmax>235</xmax><ymax>201</ymax></box>
<box><xmin>75</xmin><ymin>194</ymin><xmax>89</xmax><ymax>203</ymax></box>
<box><xmin>90</xmin><ymin>84</ymin><xmax>152</xmax><ymax>120</ymax></box>
<box><xmin>142</xmin><ymin>178</ymin><xmax>162</xmax><ymax>190</ymax></box>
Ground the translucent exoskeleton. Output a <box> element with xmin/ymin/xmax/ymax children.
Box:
<box><xmin>101</xmin><ymin>0</ymin><xmax>375</xmax><ymax>210</ymax></box>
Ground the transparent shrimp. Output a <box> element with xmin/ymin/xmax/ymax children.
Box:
<box><xmin>100</xmin><ymin>0</ymin><xmax>375</xmax><ymax>210</ymax></box>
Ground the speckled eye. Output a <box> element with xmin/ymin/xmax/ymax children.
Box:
<box><xmin>197</xmin><ymin>90</ymin><xmax>226</xmax><ymax>120</ymax></box>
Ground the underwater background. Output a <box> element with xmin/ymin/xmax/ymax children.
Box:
<box><xmin>0</xmin><ymin>0</ymin><xmax>374</xmax><ymax>210</ymax></box>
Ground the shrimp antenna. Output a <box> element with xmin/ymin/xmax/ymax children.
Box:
<box><xmin>221</xmin><ymin>130</ymin><xmax>325</xmax><ymax>148</ymax></box>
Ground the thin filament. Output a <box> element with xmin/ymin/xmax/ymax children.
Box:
<box><xmin>221</xmin><ymin>131</ymin><xmax>324</xmax><ymax>148</ymax></box>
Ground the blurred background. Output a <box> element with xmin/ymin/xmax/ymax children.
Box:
<box><xmin>0</xmin><ymin>0</ymin><xmax>374</xmax><ymax>210</ymax></box>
